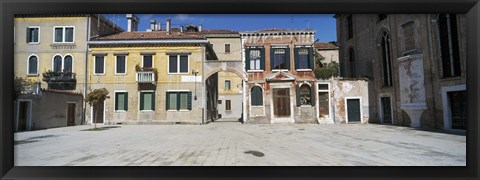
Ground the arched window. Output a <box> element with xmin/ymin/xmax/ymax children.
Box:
<box><xmin>53</xmin><ymin>55</ymin><xmax>62</xmax><ymax>72</ymax></box>
<box><xmin>300</xmin><ymin>84</ymin><xmax>311</xmax><ymax>105</ymax></box>
<box><xmin>27</xmin><ymin>55</ymin><xmax>38</xmax><ymax>75</ymax></box>
<box><xmin>438</xmin><ymin>14</ymin><xmax>461</xmax><ymax>78</ymax></box>
<box><xmin>381</xmin><ymin>32</ymin><xmax>392</xmax><ymax>86</ymax></box>
<box><xmin>349</xmin><ymin>48</ymin><xmax>355</xmax><ymax>78</ymax></box>
<box><xmin>64</xmin><ymin>55</ymin><xmax>73</xmax><ymax>72</ymax></box>
<box><xmin>251</xmin><ymin>86</ymin><xmax>263</xmax><ymax>106</ymax></box>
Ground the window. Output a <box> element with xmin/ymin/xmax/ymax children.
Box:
<box><xmin>140</xmin><ymin>92</ymin><xmax>155</xmax><ymax>111</ymax></box>
<box><xmin>116</xmin><ymin>55</ymin><xmax>126</xmax><ymax>75</ymax></box>
<box><xmin>64</xmin><ymin>55</ymin><xmax>73</xmax><ymax>72</ymax></box>
<box><xmin>349</xmin><ymin>48</ymin><xmax>355</xmax><ymax>77</ymax></box>
<box><xmin>249</xmin><ymin>49</ymin><xmax>262</xmax><ymax>70</ymax></box>
<box><xmin>226</xmin><ymin>100</ymin><xmax>231</xmax><ymax>111</ymax></box>
<box><xmin>143</xmin><ymin>55</ymin><xmax>153</xmax><ymax>69</ymax></box>
<box><xmin>299</xmin><ymin>84</ymin><xmax>311</xmax><ymax>105</ymax></box>
<box><xmin>26</xmin><ymin>27</ymin><xmax>39</xmax><ymax>43</ymax></box>
<box><xmin>115</xmin><ymin>92</ymin><xmax>128</xmax><ymax>111</ymax></box>
<box><xmin>438</xmin><ymin>14</ymin><xmax>461</xmax><ymax>78</ymax></box>
<box><xmin>218</xmin><ymin>100</ymin><xmax>222</xmax><ymax>104</ymax></box>
<box><xmin>250</xmin><ymin>86</ymin><xmax>263</xmax><ymax>106</ymax></box>
<box><xmin>347</xmin><ymin>15</ymin><xmax>353</xmax><ymax>39</ymax></box>
<box><xmin>94</xmin><ymin>55</ymin><xmax>105</xmax><ymax>75</ymax></box>
<box><xmin>54</xmin><ymin>26</ymin><xmax>74</xmax><ymax>43</ymax></box>
<box><xmin>381</xmin><ymin>32</ymin><xmax>393</xmax><ymax>86</ymax></box>
<box><xmin>224</xmin><ymin>80</ymin><xmax>231</xmax><ymax>91</ymax></box>
<box><xmin>27</xmin><ymin>55</ymin><xmax>38</xmax><ymax>75</ymax></box>
<box><xmin>53</xmin><ymin>55</ymin><xmax>63</xmax><ymax>72</ymax></box>
<box><xmin>295</xmin><ymin>47</ymin><xmax>313</xmax><ymax>70</ymax></box>
<box><xmin>272</xmin><ymin>48</ymin><xmax>287</xmax><ymax>70</ymax></box>
<box><xmin>166</xmin><ymin>92</ymin><xmax>192</xmax><ymax>111</ymax></box>
<box><xmin>168</xmin><ymin>55</ymin><xmax>189</xmax><ymax>74</ymax></box>
<box><xmin>225</xmin><ymin>44</ymin><xmax>231</xmax><ymax>53</ymax></box>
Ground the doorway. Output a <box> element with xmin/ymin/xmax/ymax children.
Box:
<box><xmin>273</xmin><ymin>88</ymin><xmax>291</xmax><ymax>118</ymax></box>
<box><xmin>381</xmin><ymin>97</ymin><xmax>393</xmax><ymax>124</ymax></box>
<box><xmin>92</xmin><ymin>102</ymin><xmax>104</xmax><ymax>124</ymax></box>
<box><xmin>346</xmin><ymin>98</ymin><xmax>361</xmax><ymax>123</ymax></box>
<box><xmin>17</xmin><ymin>100</ymin><xmax>31</xmax><ymax>131</ymax></box>
<box><xmin>448</xmin><ymin>91</ymin><xmax>466</xmax><ymax>130</ymax></box>
<box><xmin>318</xmin><ymin>92</ymin><xmax>330</xmax><ymax>118</ymax></box>
<box><xmin>67</xmin><ymin>103</ymin><xmax>76</xmax><ymax>126</ymax></box>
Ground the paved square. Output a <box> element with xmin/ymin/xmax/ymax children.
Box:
<box><xmin>14</xmin><ymin>122</ymin><xmax>466</xmax><ymax>166</ymax></box>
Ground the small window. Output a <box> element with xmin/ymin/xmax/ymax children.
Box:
<box><xmin>218</xmin><ymin>100</ymin><xmax>222</xmax><ymax>104</ymax></box>
<box><xmin>54</xmin><ymin>26</ymin><xmax>74</xmax><ymax>43</ymax></box>
<box><xmin>168</xmin><ymin>55</ymin><xmax>189</xmax><ymax>74</ymax></box>
<box><xmin>115</xmin><ymin>92</ymin><xmax>128</xmax><ymax>111</ymax></box>
<box><xmin>27</xmin><ymin>55</ymin><xmax>38</xmax><ymax>75</ymax></box>
<box><xmin>140</xmin><ymin>92</ymin><xmax>155</xmax><ymax>111</ymax></box>
<box><xmin>225</xmin><ymin>44</ymin><xmax>231</xmax><ymax>53</ymax></box>
<box><xmin>251</xmin><ymin>86</ymin><xmax>263</xmax><ymax>106</ymax></box>
<box><xmin>226</xmin><ymin>100</ymin><xmax>231</xmax><ymax>111</ymax></box>
<box><xmin>143</xmin><ymin>55</ymin><xmax>153</xmax><ymax>69</ymax></box>
<box><xmin>249</xmin><ymin>49</ymin><xmax>261</xmax><ymax>70</ymax></box>
<box><xmin>273</xmin><ymin>48</ymin><xmax>287</xmax><ymax>70</ymax></box>
<box><xmin>94</xmin><ymin>56</ymin><xmax>105</xmax><ymax>75</ymax></box>
<box><xmin>318</xmin><ymin>84</ymin><xmax>329</xmax><ymax>91</ymax></box>
<box><xmin>116</xmin><ymin>55</ymin><xmax>126</xmax><ymax>74</ymax></box>
<box><xmin>348</xmin><ymin>48</ymin><xmax>355</xmax><ymax>77</ymax></box>
<box><xmin>224</xmin><ymin>80</ymin><xmax>231</xmax><ymax>91</ymax></box>
<box><xmin>300</xmin><ymin>84</ymin><xmax>311</xmax><ymax>105</ymax></box>
<box><xmin>26</xmin><ymin>27</ymin><xmax>39</xmax><ymax>43</ymax></box>
<box><xmin>166</xmin><ymin>92</ymin><xmax>192</xmax><ymax>111</ymax></box>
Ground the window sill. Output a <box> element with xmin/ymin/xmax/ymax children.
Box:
<box><xmin>439</xmin><ymin>76</ymin><xmax>463</xmax><ymax>82</ymax></box>
<box><xmin>93</xmin><ymin>74</ymin><xmax>105</xmax><ymax>76</ymax></box>
<box><xmin>115</xmin><ymin>73</ymin><xmax>127</xmax><ymax>76</ymax></box>
<box><xmin>27</xmin><ymin>42</ymin><xmax>40</xmax><ymax>45</ymax></box>
<box><xmin>296</xmin><ymin>69</ymin><xmax>312</xmax><ymax>72</ymax></box>
<box><xmin>247</xmin><ymin>70</ymin><xmax>264</xmax><ymax>73</ymax></box>
<box><xmin>140</xmin><ymin>110</ymin><xmax>154</xmax><ymax>112</ymax></box>
<box><xmin>114</xmin><ymin>110</ymin><xmax>127</xmax><ymax>113</ymax></box>
<box><xmin>168</xmin><ymin>72</ymin><xmax>190</xmax><ymax>75</ymax></box>
<box><xmin>26</xmin><ymin>74</ymin><xmax>39</xmax><ymax>77</ymax></box>
<box><xmin>300</xmin><ymin>105</ymin><xmax>312</xmax><ymax>107</ymax></box>
<box><xmin>167</xmin><ymin>109</ymin><xmax>191</xmax><ymax>112</ymax></box>
<box><xmin>250</xmin><ymin>105</ymin><xmax>264</xmax><ymax>107</ymax></box>
<box><xmin>272</xmin><ymin>69</ymin><xmax>289</xmax><ymax>72</ymax></box>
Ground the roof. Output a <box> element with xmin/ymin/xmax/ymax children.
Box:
<box><xmin>315</xmin><ymin>42</ymin><xmax>339</xmax><ymax>50</ymax></box>
<box><xmin>240</xmin><ymin>28</ymin><xmax>315</xmax><ymax>35</ymax></box>
<box><xmin>91</xmin><ymin>31</ymin><xmax>207</xmax><ymax>41</ymax></box>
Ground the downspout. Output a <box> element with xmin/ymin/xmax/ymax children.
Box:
<box><xmin>427</xmin><ymin>15</ymin><xmax>438</xmax><ymax>129</ymax></box>
<box><xmin>202</xmin><ymin>44</ymin><xmax>206</xmax><ymax>124</ymax></box>
<box><xmin>83</xmin><ymin>15</ymin><xmax>91</xmax><ymax>125</ymax></box>
<box><xmin>241</xmin><ymin>37</ymin><xmax>247</xmax><ymax>124</ymax></box>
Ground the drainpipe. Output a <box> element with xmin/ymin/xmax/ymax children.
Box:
<box><xmin>83</xmin><ymin>15</ymin><xmax>91</xmax><ymax>125</ymax></box>
<box><xmin>427</xmin><ymin>15</ymin><xmax>438</xmax><ymax>129</ymax></box>
<box><xmin>202</xmin><ymin>44</ymin><xmax>206</xmax><ymax>124</ymax></box>
<box><xmin>241</xmin><ymin>37</ymin><xmax>247</xmax><ymax>124</ymax></box>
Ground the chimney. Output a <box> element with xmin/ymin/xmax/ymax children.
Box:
<box><xmin>150</xmin><ymin>20</ymin><xmax>156</xmax><ymax>31</ymax></box>
<box><xmin>126</xmin><ymin>14</ymin><xmax>139</xmax><ymax>32</ymax></box>
<box><xmin>166</xmin><ymin>19</ymin><xmax>171</xmax><ymax>33</ymax></box>
<box><xmin>180</xmin><ymin>26</ymin><xmax>184</xmax><ymax>33</ymax></box>
<box><xmin>198</xmin><ymin>24</ymin><xmax>202</xmax><ymax>32</ymax></box>
<box><xmin>156</xmin><ymin>23</ymin><xmax>161</xmax><ymax>31</ymax></box>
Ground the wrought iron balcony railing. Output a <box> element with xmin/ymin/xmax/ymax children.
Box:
<box><xmin>42</xmin><ymin>71</ymin><xmax>76</xmax><ymax>83</ymax></box>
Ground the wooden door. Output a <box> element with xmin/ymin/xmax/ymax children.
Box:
<box><xmin>18</xmin><ymin>101</ymin><xmax>28</xmax><ymax>131</ymax></box>
<box><xmin>273</xmin><ymin>88</ymin><xmax>291</xmax><ymax>118</ymax></box>
<box><xmin>318</xmin><ymin>92</ymin><xmax>329</xmax><ymax>118</ymax></box>
<box><xmin>381</xmin><ymin>97</ymin><xmax>392</xmax><ymax>123</ymax></box>
<box><xmin>67</xmin><ymin>103</ymin><xmax>76</xmax><ymax>126</ymax></box>
<box><xmin>347</xmin><ymin>99</ymin><xmax>361</xmax><ymax>122</ymax></box>
<box><xmin>93</xmin><ymin>102</ymin><xmax>104</xmax><ymax>124</ymax></box>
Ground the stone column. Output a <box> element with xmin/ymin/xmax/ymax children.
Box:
<box><xmin>397</xmin><ymin>53</ymin><xmax>427</xmax><ymax>128</ymax></box>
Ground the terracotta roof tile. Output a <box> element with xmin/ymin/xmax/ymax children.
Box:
<box><xmin>315</xmin><ymin>42</ymin><xmax>339</xmax><ymax>50</ymax></box>
<box><xmin>92</xmin><ymin>31</ymin><xmax>206</xmax><ymax>41</ymax></box>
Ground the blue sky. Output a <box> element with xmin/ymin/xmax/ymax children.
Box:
<box><xmin>103</xmin><ymin>14</ymin><xmax>337</xmax><ymax>42</ymax></box>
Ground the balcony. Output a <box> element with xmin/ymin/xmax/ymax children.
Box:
<box><xmin>136</xmin><ymin>72</ymin><xmax>156</xmax><ymax>84</ymax></box>
<box><xmin>42</xmin><ymin>71</ymin><xmax>76</xmax><ymax>90</ymax></box>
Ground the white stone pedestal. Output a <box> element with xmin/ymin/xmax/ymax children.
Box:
<box><xmin>401</xmin><ymin>103</ymin><xmax>427</xmax><ymax>128</ymax></box>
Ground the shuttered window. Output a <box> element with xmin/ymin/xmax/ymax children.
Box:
<box><xmin>251</xmin><ymin>86</ymin><xmax>263</xmax><ymax>106</ymax></box>
<box><xmin>116</xmin><ymin>55</ymin><xmax>126</xmax><ymax>74</ymax></box>
<box><xmin>166</xmin><ymin>92</ymin><xmax>192</xmax><ymax>111</ymax></box>
<box><xmin>26</xmin><ymin>27</ymin><xmax>39</xmax><ymax>43</ymax></box>
<box><xmin>115</xmin><ymin>92</ymin><xmax>128</xmax><ymax>111</ymax></box>
<box><xmin>140</xmin><ymin>92</ymin><xmax>155</xmax><ymax>111</ymax></box>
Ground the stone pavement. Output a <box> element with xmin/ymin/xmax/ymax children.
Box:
<box><xmin>14</xmin><ymin>122</ymin><xmax>466</xmax><ymax>166</ymax></box>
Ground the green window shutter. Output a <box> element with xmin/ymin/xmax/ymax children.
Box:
<box><xmin>151</xmin><ymin>92</ymin><xmax>155</xmax><ymax>111</ymax></box>
<box><xmin>260</xmin><ymin>48</ymin><xmax>265</xmax><ymax>70</ymax></box>
<box><xmin>114</xmin><ymin>93</ymin><xmax>119</xmax><ymax>110</ymax></box>
<box><xmin>285</xmin><ymin>48</ymin><xmax>291</xmax><ymax>70</ymax></box>
<box><xmin>310</xmin><ymin>84</ymin><xmax>316</xmax><ymax>106</ymax></box>
<box><xmin>140</xmin><ymin>92</ymin><xmax>144</xmax><ymax>110</ymax></box>
<box><xmin>165</xmin><ymin>92</ymin><xmax>170</xmax><ymax>110</ymax></box>
<box><xmin>294</xmin><ymin>48</ymin><xmax>299</xmax><ymax>70</ymax></box>
<box><xmin>308</xmin><ymin>47</ymin><xmax>314</xmax><ymax>69</ymax></box>
<box><xmin>26</xmin><ymin>28</ymin><xmax>30</xmax><ymax>43</ymax></box>
<box><xmin>176</xmin><ymin>92</ymin><xmax>180</xmax><ymax>111</ymax></box>
<box><xmin>125</xmin><ymin>93</ymin><xmax>128</xmax><ymax>111</ymax></box>
<box><xmin>245</xmin><ymin>48</ymin><xmax>250</xmax><ymax>71</ymax></box>
<box><xmin>270</xmin><ymin>48</ymin><xmax>274</xmax><ymax>70</ymax></box>
<box><xmin>296</xmin><ymin>84</ymin><xmax>301</xmax><ymax>107</ymax></box>
<box><xmin>187</xmin><ymin>92</ymin><xmax>192</xmax><ymax>110</ymax></box>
